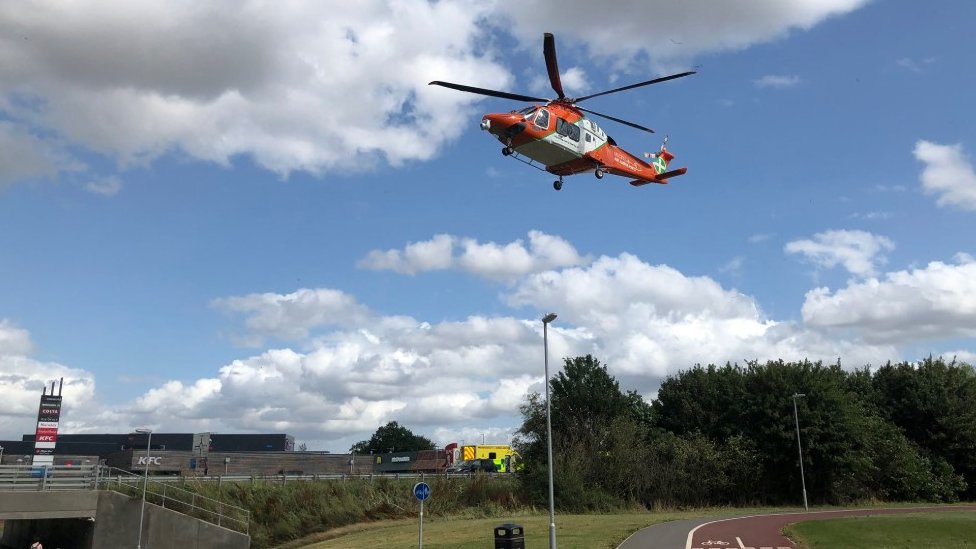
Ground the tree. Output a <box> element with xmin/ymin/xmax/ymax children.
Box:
<box><xmin>516</xmin><ymin>354</ymin><xmax>653</xmax><ymax>510</ymax></box>
<box><xmin>349</xmin><ymin>421</ymin><xmax>436</xmax><ymax>454</ymax></box>
<box><xmin>872</xmin><ymin>357</ymin><xmax>976</xmax><ymax>497</ymax></box>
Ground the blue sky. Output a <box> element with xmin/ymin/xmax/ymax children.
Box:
<box><xmin>1</xmin><ymin>0</ymin><xmax>974</xmax><ymax>452</ymax></box>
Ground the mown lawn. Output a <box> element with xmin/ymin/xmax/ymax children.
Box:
<box><xmin>785</xmin><ymin>511</ymin><xmax>976</xmax><ymax>549</ymax></box>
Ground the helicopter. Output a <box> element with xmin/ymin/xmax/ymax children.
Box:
<box><xmin>429</xmin><ymin>33</ymin><xmax>695</xmax><ymax>191</ymax></box>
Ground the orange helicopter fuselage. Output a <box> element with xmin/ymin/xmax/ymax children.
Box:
<box><xmin>481</xmin><ymin>102</ymin><xmax>683</xmax><ymax>185</ymax></box>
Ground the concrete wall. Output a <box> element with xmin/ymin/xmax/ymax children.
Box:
<box><xmin>91</xmin><ymin>491</ymin><xmax>249</xmax><ymax>549</ymax></box>
<box><xmin>0</xmin><ymin>491</ymin><xmax>98</xmax><ymax>520</ymax></box>
<box><xmin>1</xmin><ymin>492</ymin><xmax>248</xmax><ymax>549</ymax></box>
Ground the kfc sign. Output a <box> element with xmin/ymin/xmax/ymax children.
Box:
<box><xmin>37</xmin><ymin>435</ymin><xmax>57</xmax><ymax>442</ymax></box>
<box><xmin>137</xmin><ymin>456</ymin><xmax>162</xmax><ymax>466</ymax></box>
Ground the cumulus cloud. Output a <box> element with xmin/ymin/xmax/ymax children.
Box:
<box><xmin>802</xmin><ymin>257</ymin><xmax>976</xmax><ymax>344</ymax></box>
<box><xmin>358</xmin><ymin>231</ymin><xmax>590</xmax><ymax>279</ymax></box>
<box><xmin>356</xmin><ymin>234</ymin><xmax>456</xmax><ymax>275</ymax></box>
<box><xmin>0</xmin><ymin>0</ymin><xmax>871</xmax><ymax>188</ymax></box>
<box><xmin>107</xmin><ymin>248</ymin><xmax>900</xmax><ymax>448</ymax></box>
<box><xmin>212</xmin><ymin>288</ymin><xmax>372</xmax><ymax>343</ymax></box>
<box><xmin>0</xmin><ymin>321</ymin><xmax>97</xmax><ymax>436</ymax></box>
<box><xmin>754</xmin><ymin>74</ymin><xmax>801</xmax><ymax>88</ymax></box>
<box><xmin>21</xmin><ymin>233</ymin><xmax>973</xmax><ymax>450</ymax></box>
<box><xmin>500</xmin><ymin>0</ymin><xmax>868</xmax><ymax>70</ymax></box>
<box><xmin>785</xmin><ymin>229</ymin><xmax>895</xmax><ymax>277</ymax></box>
<box><xmin>505</xmin><ymin>253</ymin><xmax>893</xmax><ymax>384</ymax></box>
<box><xmin>0</xmin><ymin>1</ymin><xmax>509</xmax><ymax>183</ymax></box>
<box><xmin>914</xmin><ymin>140</ymin><xmax>976</xmax><ymax>211</ymax></box>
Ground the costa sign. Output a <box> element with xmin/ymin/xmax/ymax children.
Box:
<box><xmin>34</xmin><ymin>391</ymin><xmax>63</xmax><ymax>458</ymax></box>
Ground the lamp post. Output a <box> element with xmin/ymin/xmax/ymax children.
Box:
<box><xmin>135</xmin><ymin>428</ymin><xmax>152</xmax><ymax>549</ymax></box>
<box><xmin>541</xmin><ymin>312</ymin><xmax>558</xmax><ymax>549</ymax></box>
<box><xmin>792</xmin><ymin>394</ymin><xmax>808</xmax><ymax>511</ymax></box>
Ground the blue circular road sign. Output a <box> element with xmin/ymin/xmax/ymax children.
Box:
<box><xmin>413</xmin><ymin>482</ymin><xmax>431</xmax><ymax>501</ymax></box>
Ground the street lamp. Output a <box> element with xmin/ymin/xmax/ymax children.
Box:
<box><xmin>135</xmin><ymin>428</ymin><xmax>152</xmax><ymax>549</ymax></box>
<box><xmin>792</xmin><ymin>394</ymin><xmax>808</xmax><ymax>511</ymax></box>
<box><xmin>541</xmin><ymin>312</ymin><xmax>558</xmax><ymax>549</ymax></box>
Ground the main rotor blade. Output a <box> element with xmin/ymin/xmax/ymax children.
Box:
<box><xmin>428</xmin><ymin>81</ymin><xmax>548</xmax><ymax>103</ymax></box>
<box><xmin>575</xmin><ymin>71</ymin><xmax>696</xmax><ymax>102</ymax></box>
<box><xmin>578</xmin><ymin>106</ymin><xmax>655</xmax><ymax>133</ymax></box>
<box><xmin>543</xmin><ymin>33</ymin><xmax>565</xmax><ymax>100</ymax></box>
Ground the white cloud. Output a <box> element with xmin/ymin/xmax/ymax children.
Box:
<box><xmin>0</xmin><ymin>321</ymin><xmax>98</xmax><ymax>436</ymax></box>
<box><xmin>358</xmin><ymin>231</ymin><xmax>589</xmax><ymax>279</ymax></box>
<box><xmin>748</xmin><ymin>233</ymin><xmax>774</xmax><ymax>244</ymax></box>
<box><xmin>500</xmin><ymin>0</ymin><xmax>868</xmax><ymax>70</ymax></box>
<box><xmin>785</xmin><ymin>229</ymin><xmax>895</xmax><ymax>277</ymax></box>
<box><xmin>505</xmin><ymin>253</ymin><xmax>893</xmax><ymax>381</ymax></box>
<box><xmin>14</xmin><ymin>235</ymin><xmax>954</xmax><ymax>450</ymax></box>
<box><xmin>896</xmin><ymin>57</ymin><xmax>936</xmax><ymax>73</ymax></box>
<box><xmin>84</xmin><ymin>175</ymin><xmax>123</xmax><ymax>196</ymax></box>
<box><xmin>754</xmin><ymin>74</ymin><xmax>801</xmax><ymax>88</ymax></box>
<box><xmin>115</xmin><ymin>247</ymin><xmax>900</xmax><ymax>448</ymax></box>
<box><xmin>212</xmin><ymin>288</ymin><xmax>372</xmax><ymax>343</ymax></box>
<box><xmin>719</xmin><ymin>256</ymin><xmax>745</xmax><ymax>275</ymax></box>
<box><xmin>560</xmin><ymin>67</ymin><xmax>589</xmax><ymax>94</ymax></box>
<box><xmin>914</xmin><ymin>140</ymin><xmax>976</xmax><ymax>211</ymax></box>
<box><xmin>0</xmin><ymin>1</ymin><xmax>871</xmax><ymax>188</ymax></box>
<box><xmin>941</xmin><ymin>350</ymin><xmax>975</xmax><ymax>366</ymax></box>
<box><xmin>357</xmin><ymin>234</ymin><xmax>456</xmax><ymax>275</ymax></box>
<box><xmin>0</xmin><ymin>1</ymin><xmax>509</xmax><ymax>183</ymax></box>
<box><xmin>802</xmin><ymin>256</ymin><xmax>976</xmax><ymax>344</ymax></box>
<box><xmin>0</xmin><ymin>320</ymin><xmax>33</xmax><ymax>356</ymax></box>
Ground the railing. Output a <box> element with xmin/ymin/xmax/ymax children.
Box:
<box><xmin>0</xmin><ymin>464</ymin><xmax>98</xmax><ymax>491</ymax></box>
<box><xmin>98</xmin><ymin>467</ymin><xmax>250</xmax><ymax>535</ymax></box>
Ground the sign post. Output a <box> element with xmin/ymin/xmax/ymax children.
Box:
<box><xmin>413</xmin><ymin>481</ymin><xmax>431</xmax><ymax>548</ymax></box>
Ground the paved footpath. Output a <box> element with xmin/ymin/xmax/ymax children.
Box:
<box><xmin>617</xmin><ymin>505</ymin><xmax>976</xmax><ymax>549</ymax></box>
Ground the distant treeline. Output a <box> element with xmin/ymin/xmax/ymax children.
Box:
<box><xmin>515</xmin><ymin>356</ymin><xmax>976</xmax><ymax>510</ymax></box>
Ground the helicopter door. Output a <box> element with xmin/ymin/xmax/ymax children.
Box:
<box><xmin>552</xmin><ymin>117</ymin><xmax>582</xmax><ymax>155</ymax></box>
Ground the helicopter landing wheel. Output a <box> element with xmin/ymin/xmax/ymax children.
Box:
<box><xmin>502</xmin><ymin>146</ymin><xmax>514</xmax><ymax>156</ymax></box>
<box><xmin>595</xmin><ymin>168</ymin><xmax>605</xmax><ymax>179</ymax></box>
<box><xmin>553</xmin><ymin>179</ymin><xmax>563</xmax><ymax>191</ymax></box>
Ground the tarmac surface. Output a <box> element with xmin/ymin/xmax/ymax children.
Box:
<box><xmin>617</xmin><ymin>505</ymin><xmax>976</xmax><ymax>549</ymax></box>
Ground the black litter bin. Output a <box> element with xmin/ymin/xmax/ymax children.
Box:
<box><xmin>494</xmin><ymin>523</ymin><xmax>525</xmax><ymax>549</ymax></box>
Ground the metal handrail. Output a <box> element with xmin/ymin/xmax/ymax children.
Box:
<box><xmin>0</xmin><ymin>464</ymin><xmax>98</xmax><ymax>491</ymax></box>
<box><xmin>98</xmin><ymin>466</ymin><xmax>250</xmax><ymax>535</ymax></box>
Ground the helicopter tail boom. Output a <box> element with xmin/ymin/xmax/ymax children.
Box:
<box><xmin>629</xmin><ymin>167</ymin><xmax>688</xmax><ymax>187</ymax></box>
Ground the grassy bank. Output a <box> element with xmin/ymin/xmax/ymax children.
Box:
<box><xmin>188</xmin><ymin>475</ymin><xmax>528</xmax><ymax>548</ymax></box>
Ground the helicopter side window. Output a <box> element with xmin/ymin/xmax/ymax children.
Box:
<box><xmin>534</xmin><ymin>108</ymin><xmax>550</xmax><ymax>129</ymax></box>
<box><xmin>555</xmin><ymin>117</ymin><xmax>580</xmax><ymax>142</ymax></box>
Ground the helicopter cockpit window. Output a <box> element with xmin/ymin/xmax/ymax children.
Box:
<box><xmin>517</xmin><ymin>106</ymin><xmax>537</xmax><ymax>116</ymax></box>
<box><xmin>534</xmin><ymin>108</ymin><xmax>550</xmax><ymax>129</ymax></box>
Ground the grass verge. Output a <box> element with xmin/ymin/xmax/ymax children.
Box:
<box><xmin>784</xmin><ymin>511</ymin><xmax>976</xmax><ymax>549</ymax></box>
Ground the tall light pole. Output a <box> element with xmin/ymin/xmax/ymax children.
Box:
<box><xmin>135</xmin><ymin>428</ymin><xmax>152</xmax><ymax>549</ymax></box>
<box><xmin>792</xmin><ymin>394</ymin><xmax>808</xmax><ymax>511</ymax></box>
<box><xmin>541</xmin><ymin>312</ymin><xmax>558</xmax><ymax>549</ymax></box>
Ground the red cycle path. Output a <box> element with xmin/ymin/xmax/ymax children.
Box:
<box><xmin>686</xmin><ymin>505</ymin><xmax>976</xmax><ymax>549</ymax></box>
